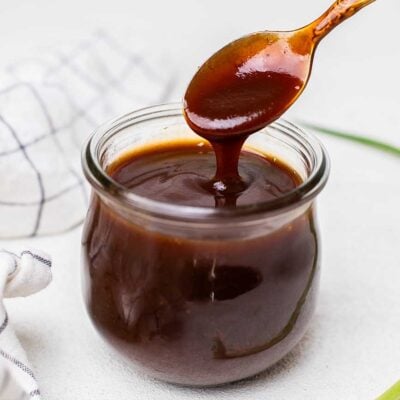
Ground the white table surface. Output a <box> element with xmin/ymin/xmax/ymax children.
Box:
<box><xmin>1</xmin><ymin>0</ymin><xmax>400</xmax><ymax>399</ymax></box>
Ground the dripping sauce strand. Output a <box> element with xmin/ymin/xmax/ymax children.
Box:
<box><xmin>183</xmin><ymin>0</ymin><xmax>375</xmax><ymax>205</ymax></box>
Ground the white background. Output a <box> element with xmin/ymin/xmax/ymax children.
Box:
<box><xmin>1</xmin><ymin>0</ymin><xmax>400</xmax><ymax>399</ymax></box>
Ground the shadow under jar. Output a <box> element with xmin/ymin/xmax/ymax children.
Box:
<box><xmin>81</xmin><ymin>103</ymin><xmax>329</xmax><ymax>386</ymax></box>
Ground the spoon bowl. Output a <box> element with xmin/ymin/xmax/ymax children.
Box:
<box><xmin>184</xmin><ymin>0</ymin><xmax>375</xmax><ymax>141</ymax></box>
<box><xmin>184</xmin><ymin>31</ymin><xmax>314</xmax><ymax>139</ymax></box>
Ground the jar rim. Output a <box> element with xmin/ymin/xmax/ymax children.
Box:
<box><xmin>82</xmin><ymin>103</ymin><xmax>330</xmax><ymax>222</ymax></box>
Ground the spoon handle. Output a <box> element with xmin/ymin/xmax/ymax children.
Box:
<box><xmin>310</xmin><ymin>0</ymin><xmax>376</xmax><ymax>42</ymax></box>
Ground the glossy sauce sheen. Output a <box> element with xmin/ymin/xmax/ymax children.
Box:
<box><xmin>110</xmin><ymin>141</ymin><xmax>299</xmax><ymax>208</ymax></box>
<box><xmin>184</xmin><ymin>33</ymin><xmax>310</xmax><ymax>140</ymax></box>
<box><xmin>82</xmin><ymin>142</ymin><xmax>319</xmax><ymax>385</ymax></box>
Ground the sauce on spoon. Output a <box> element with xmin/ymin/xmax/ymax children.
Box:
<box><xmin>184</xmin><ymin>0</ymin><xmax>375</xmax><ymax>196</ymax></box>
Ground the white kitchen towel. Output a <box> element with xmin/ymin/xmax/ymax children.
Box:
<box><xmin>0</xmin><ymin>30</ymin><xmax>176</xmax><ymax>238</ymax></box>
<box><xmin>0</xmin><ymin>249</ymin><xmax>52</xmax><ymax>399</ymax></box>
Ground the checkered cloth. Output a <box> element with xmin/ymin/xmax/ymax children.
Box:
<box><xmin>0</xmin><ymin>249</ymin><xmax>52</xmax><ymax>399</ymax></box>
<box><xmin>0</xmin><ymin>31</ymin><xmax>176</xmax><ymax>238</ymax></box>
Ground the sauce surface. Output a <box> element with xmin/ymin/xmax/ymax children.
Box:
<box><xmin>110</xmin><ymin>141</ymin><xmax>299</xmax><ymax>208</ymax></box>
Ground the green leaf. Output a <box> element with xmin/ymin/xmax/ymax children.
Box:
<box><xmin>300</xmin><ymin>122</ymin><xmax>400</xmax><ymax>157</ymax></box>
<box><xmin>376</xmin><ymin>381</ymin><xmax>400</xmax><ymax>400</ymax></box>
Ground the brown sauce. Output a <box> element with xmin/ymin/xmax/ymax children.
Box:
<box><xmin>82</xmin><ymin>142</ymin><xmax>319</xmax><ymax>385</ymax></box>
<box><xmin>183</xmin><ymin>34</ymin><xmax>307</xmax><ymax>140</ymax></box>
<box><xmin>82</xmin><ymin>0</ymin><xmax>373</xmax><ymax>384</ymax></box>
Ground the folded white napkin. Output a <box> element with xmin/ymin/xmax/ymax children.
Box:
<box><xmin>0</xmin><ymin>249</ymin><xmax>52</xmax><ymax>399</ymax></box>
<box><xmin>0</xmin><ymin>31</ymin><xmax>176</xmax><ymax>238</ymax></box>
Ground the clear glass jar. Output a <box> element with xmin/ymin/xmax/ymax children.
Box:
<box><xmin>81</xmin><ymin>103</ymin><xmax>329</xmax><ymax>386</ymax></box>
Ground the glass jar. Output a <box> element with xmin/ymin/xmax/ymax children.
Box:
<box><xmin>81</xmin><ymin>103</ymin><xmax>329</xmax><ymax>386</ymax></box>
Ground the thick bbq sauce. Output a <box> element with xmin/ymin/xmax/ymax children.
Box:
<box><xmin>80</xmin><ymin>0</ymin><xmax>372</xmax><ymax>385</ymax></box>
<box><xmin>82</xmin><ymin>140</ymin><xmax>320</xmax><ymax>385</ymax></box>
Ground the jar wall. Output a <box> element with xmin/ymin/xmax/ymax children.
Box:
<box><xmin>82</xmin><ymin>194</ymin><xmax>320</xmax><ymax>385</ymax></box>
<box><xmin>81</xmin><ymin>104</ymin><xmax>328</xmax><ymax>386</ymax></box>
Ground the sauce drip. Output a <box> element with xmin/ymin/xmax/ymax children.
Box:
<box><xmin>184</xmin><ymin>0</ymin><xmax>375</xmax><ymax>198</ymax></box>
